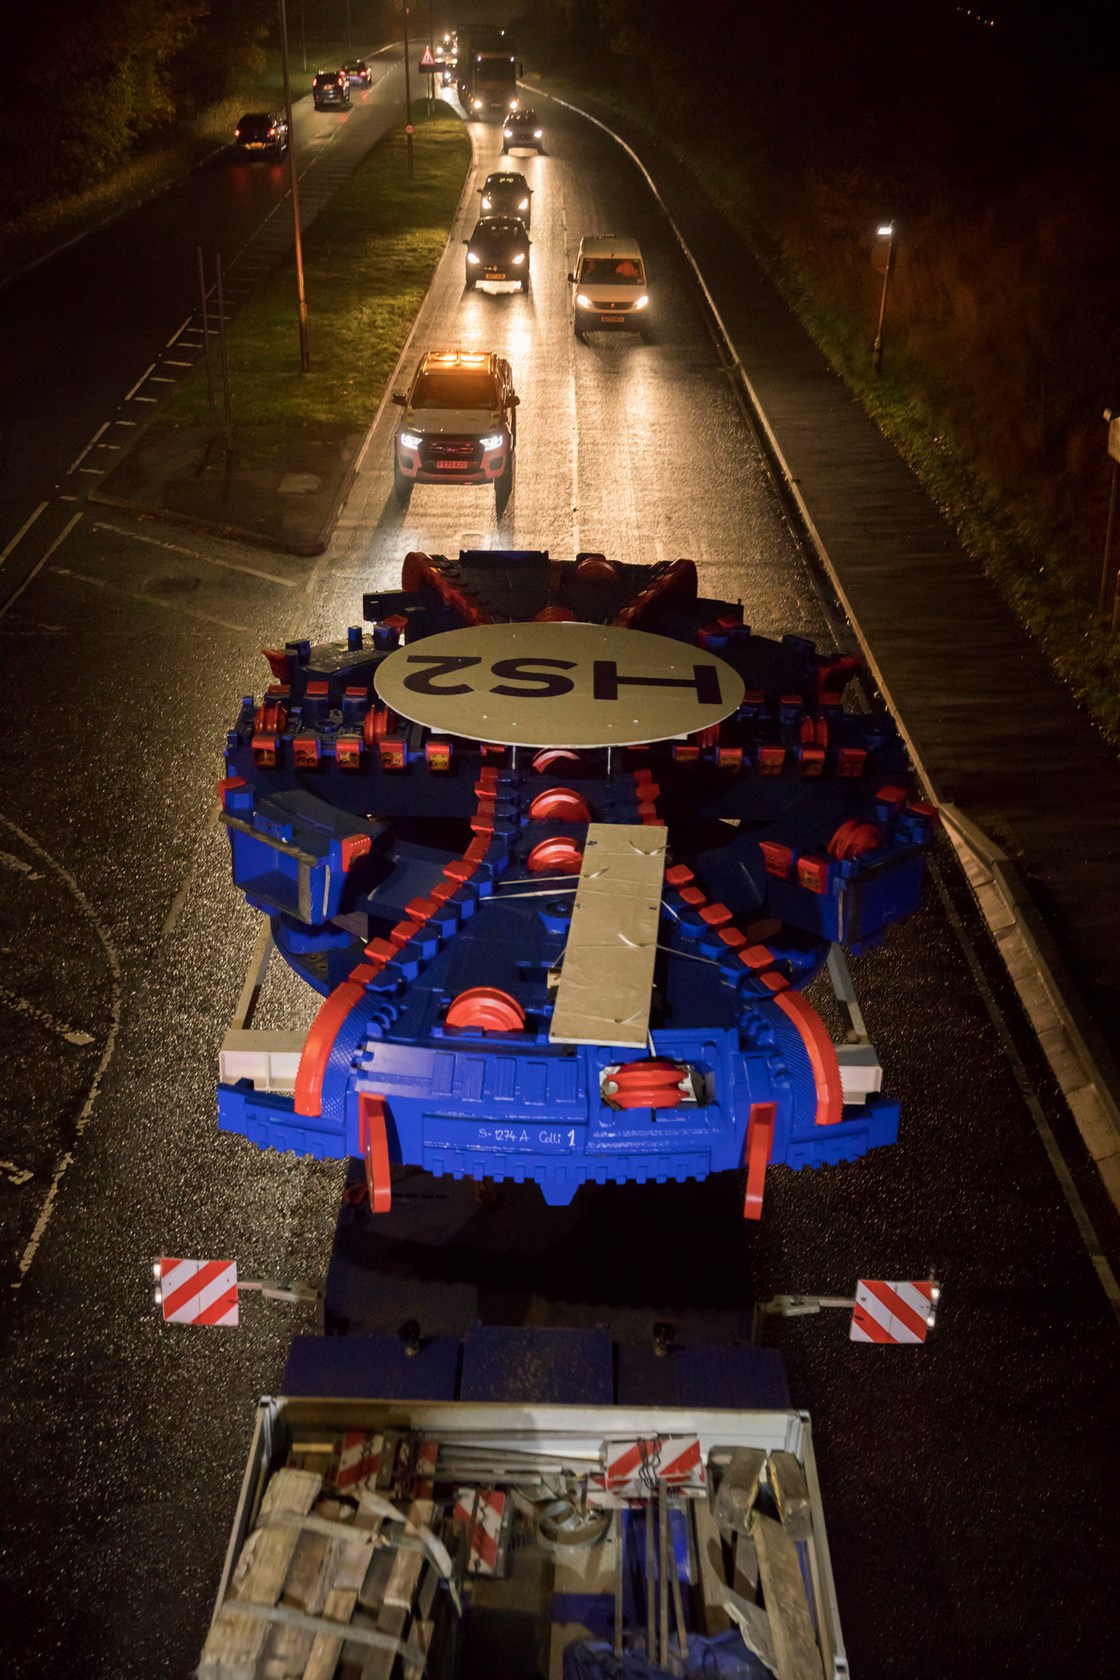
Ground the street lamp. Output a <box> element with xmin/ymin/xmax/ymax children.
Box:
<box><xmin>402</xmin><ymin>3</ymin><xmax>414</xmax><ymax>178</ymax></box>
<box><xmin>278</xmin><ymin>0</ymin><xmax>311</xmax><ymax>372</ymax></box>
<box><xmin>871</xmin><ymin>221</ymin><xmax>896</xmax><ymax>376</ymax></box>
<box><xmin>1099</xmin><ymin>407</ymin><xmax>1120</xmax><ymax>626</ymax></box>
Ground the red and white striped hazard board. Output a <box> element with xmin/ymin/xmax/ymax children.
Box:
<box><xmin>601</xmin><ymin>1435</ymin><xmax>704</xmax><ymax>1498</ymax></box>
<box><xmin>156</xmin><ymin>1258</ymin><xmax>239</xmax><ymax>1327</ymax></box>
<box><xmin>330</xmin><ymin>1432</ymin><xmax>383</xmax><ymax>1492</ymax></box>
<box><xmin>453</xmin><ymin>1488</ymin><xmax>507</xmax><ymax>1575</ymax></box>
<box><xmin>850</xmin><ymin>1278</ymin><xmax>938</xmax><ymax>1344</ymax></box>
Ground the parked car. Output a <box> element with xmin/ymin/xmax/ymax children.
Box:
<box><xmin>464</xmin><ymin>216</ymin><xmax>531</xmax><ymax>292</ymax></box>
<box><xmin>568</xmin><ymin>235</ymin><xmax>652</xmax><ymax>342</ymax></box>
<box><xmin>502</xmin><ymin>107</ymin><xmax>544</xmax><ymax>153</ymax></box>
<box><xmin>342</xmin><ymin>59</ymin><xmax>372</xmax><ymax>85</ymax></box>
<box><xmin>478</xmin><ymin>170</ymin><xmax>533</xmax><ymax>228</ymax></box>
<box><xmin>234</xmin><ymin>112</ymin><xmax>289</xmax><ymax>157</ymax></box>
<box><xmin>391</xmin><ymin>349</ymin><xmax>519</xmax><ymax>508</ymax></box>
<box><xmin>312</xmin><ymin>70</ymin><xmax>351</xmax><ymax>110</ymax></box>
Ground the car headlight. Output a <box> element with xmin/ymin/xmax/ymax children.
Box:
<box><xmin>533</xmin><ymin>130</ymin><xmax>543</xmax><ymax>138</ymax></box>
<box><xmin>467</xmin><ymin>251</ymin><xmax>480</xmax><ymax>264</ymax></box>
<box><xmin>634</xmin><ymin>294</ymin><xmax>649</xmax><ymax>310</ymax></box>
<box><xmin>481</xmin><ymin>196</ymin><xmax>492</xmax><ymax>209</ymax></box>
<box><xmin>512</xmin><ymin>253</ymin><xmax>525</xmax><ymax>265</ymax></box>
<box><xmin>399</xmin><ymin>431</ymin><xmax>422</xmax><ymax>451</ymax></box>
<box><xmin>575</xmin><ymin>293</ymin><xmax>592</xmax><ymax>309</ymax></box>
<box><xmin>519</xmin><ymin>198</ymin><xmax>530</xmax><ymax>209</ymax></box>
<box><xmin>503</xmin><ymin>129</ymin><xmax>513</xmax><ymax>139</ymax></box>
<box><xmin>480</xmin><ymin>433</ymin><xmax>505</xmax><ymax>451</ymax></box>
<box><xmin>473</xmin><ymin>98</ymin><xmax>483</xmax><ymax>109</ymax></box>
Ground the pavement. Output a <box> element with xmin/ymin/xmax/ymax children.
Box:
<box><xmin>93</xmin><ymin>86</ymin><xmax>1120</xmax><ymax>1223</ymax></box>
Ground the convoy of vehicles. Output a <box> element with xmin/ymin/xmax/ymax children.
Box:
<box><xmin>463</xmin><ymin>214</ymin><xmax>531</xmax><ymax>290</ymax></box>
<box><xmin>389</xmin><ymin>350</ymin><xmax>519</xmax><ymax>506</ymax></box>
<box><xmin>196</xmin><ymin>47</ymin><xmax>934</xmax><ymax>1680</ymax></box>
<box><xmin>569</xmin><ymin>236</ymin><xmax>653</xmax><ymax>341</ymax></box>
<box><xmin>234</xmin><ymin>112</ymin><xmax>289</xmax><ymax>158</ymax></box>
<box><xmin>478</xmin><ymin>169</ymin><xmax>533</xmax><ymax>226</ymax></box>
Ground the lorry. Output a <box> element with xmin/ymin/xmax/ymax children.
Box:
<box><xmin>197</xmin><ymin>1188</ymin><xmax>848</xmax><ymax>1680</ymax></box>
<box><xmin>456</xmin><ymin>27</ymin><xmax>520</xmax><ymax>118</ymax></box>
<box><xmin>196</xmin><ymin>546</ymin><xmax>932</xmax><ymax>1679</ymax></box>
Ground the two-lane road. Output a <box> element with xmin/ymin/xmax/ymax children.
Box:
<box><xmin>0</xmin><ymin>86</ymin><xmax>1116</xmax><ymax>1680</ymax></box>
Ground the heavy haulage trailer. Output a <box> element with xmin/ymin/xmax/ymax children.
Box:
<box><xmin>217</xmin><ymin>548</ymin><xmax>932</xmax><ymax>1221</ymax></box>
<box><xmin>195</xmin><ymin>546</ymin><xmax>936</xmax><ymax>1680</ymax></box>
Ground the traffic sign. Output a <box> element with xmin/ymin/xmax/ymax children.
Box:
<box><xmin>373</xmin><ymin>621</ymin><xmax>745</xmax><ymax>748</ymax></box>
<box><xmin>419</xmin><ymin>45</ymin><xmax>436</xmax><ymax>69</ymax></box>
<box><xmin>405</xmin><ymin>123</ymin><xmax>414</xmax><ymax>135</ymax></box>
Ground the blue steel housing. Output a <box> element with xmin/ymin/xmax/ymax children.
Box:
<box><xmin>218</xmin><ymin>550</ymin><xmax>933</xmax><ymax>1213</ymax></box>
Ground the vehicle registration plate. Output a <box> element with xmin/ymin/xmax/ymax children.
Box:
<box><xmin>485</xmin><ymin>270</ymin><xmax>506</xmax><ymax>280</ymax></box>
<box><xmin>601</xmin><ymin>315</ymin><xmax>625</xmax><ymax>324</ymax></box>
<box><xmin>435</xmin><ymin>460</ymin><xmax>470</xmax><ymax>470</ymax></box>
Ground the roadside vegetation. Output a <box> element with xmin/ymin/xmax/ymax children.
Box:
<box><xmin>517</xmin><ymin>0</ymin><xmax>1120</xmax><ymax>738</ymax></box>
<box><xmin>160</xmin><ymin>105</ymin><xmax>469</xmax><ymax>432</ymax></box>
<box><xmin>1</xmin><ymin>1</ymin><xmax>395</xmax><ymax>280</ymax></box>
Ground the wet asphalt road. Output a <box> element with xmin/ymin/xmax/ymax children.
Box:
<box><xmin>0</xmin><ymin>87</ymin><xmax>1118</xmax><ymax>1680</ymax></box>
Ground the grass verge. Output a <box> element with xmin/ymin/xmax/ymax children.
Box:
<box><xmin>162</xmin><ymin>104</ymin><xmax>469</xmax><ymax>431</ymax></box>
<box><xmin>532</xmin><ymin>75</ymin><xmax>1120</xmax><ymax>744</ymax></box>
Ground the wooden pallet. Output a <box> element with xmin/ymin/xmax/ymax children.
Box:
<box><xmin>200</xmin><ymin>1466</ymin><xmax>454</xmax><ymax>1680</ymax></box>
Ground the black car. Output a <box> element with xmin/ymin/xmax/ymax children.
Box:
<box><xmin>464</xmin><ymin>216</ymin><xmax>531</xmax><ymax>292</ymax></box>
<box><xmin>313</xmin><ymin>70</ymin><xmax>351</xmax><ymax>110</ymax></box>
<box><xmin>234</xmin><ymin>112</ymin><xmax>289</xmax><ymax>157</ymax></box>
<box><xmin>342</xmin><ymin>59</ymin><xmax>372</xmax><ymax>85</ymax></box>
<box><xmin>478</xmin><ymin>171</ymin><xmax>533</xmax><ymax>228</ymax></box>
<box><xmin>502</xmin><ymin>107</ymin><xmax>544</xmax><ymax>154</ymax></box>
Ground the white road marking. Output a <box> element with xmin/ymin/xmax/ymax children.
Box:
<box><xmin>132</xmin><ymin>396</ymin><xmax>158</xmax><ymax>404</ymax></box>
<box><xmin>67</xmin><ymin>423</ymin><xmax>109</xmax><ymax>476</ymax></box>
<box><xmin>164</xmin><ymin>359</ymin><xmax>193</xmax><ymax>367</ymax></box>
<box><xmin>166</xmin><ymin>316</ymin><xmax>194</xmax><ymax>347</ymax></box>
<box><xmin>0</xmin><ymin>501</ymin><xmax>48</xmax><ymax>567</ymax></box>
<box><xmin>0</xmin><ymin>813</ymin><xmax>123</xmax><ymax>1289</ymax></box>
<box><xmin>0</xmin><ymin>850</ymin><xmax>44</xmax><ymax>880</ymax></box>
<box><xmin>0</xmin><ymin>985</ymin><xmax>96</xmax><ymax>1047</ymax></box>
<box><xmin>1</xmin><ymin>1160</ymin><xmax>33</xmax><ymax>1188</ymax></box>
<box><xmin>124</xmin><ymin>363</ymin><xmax>157</xmax><ymax>401</ymax></box>
<box><xmin>113</xmin><ymin>419</ymin><xmax>139</xmax><ymax>427</ymax></box>
<box><xmin>51</xmin><ymin>566</ymin><xmax>252</xmax><ymax>631</ymax></box>
<box><xmin>149</xmin><ymin>375</ymin><xmax>176</xmax><ymax>384</ymax></box>
<box><xmin>0</xmin><ymin>512</ymin><xmax>81</xmax><ymax>621</ymax></box>
<box><xmin>92</xmin><ymin>520</ymin><xmax>299</xmax><ymax>587</ymax></box>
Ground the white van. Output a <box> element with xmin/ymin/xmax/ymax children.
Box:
<box><xmin>567</xmin><ymin>235</ymin><xmax>651</xmax><ymax>342</ymax></box>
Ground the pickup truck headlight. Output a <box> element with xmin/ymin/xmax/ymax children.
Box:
<box><xmin>519</xmin><ymin>197</ymin><xmax>529</xmax><ymax>209</ymax></box>
<box><xmin>472</xmin><ymin>98</ymin><xmax>483</xmax><ymax>110</ymax></box>
<box><xmin>466</xmin><ymin>251</ymin><xmax>480</xmax><ymax>264</ymax></box>
<box><xmin>512</xmin><ymin>253</ymin><xmax>525</xmax><ymax>265</ymax></box>
<box><xmin>503</xmin><ymin>129</ymin><xmax>513</xmax><ymax>139</ymax></box>
<box><xmin>481</xmin><ymin>196</ymin><xmax>492</xmax><ymax>209</ymax></box>
<box><xmin>633</xmin><ymin>295</ymin><xmax>650</xmax><ymax>310</ymax></box>
<box><xmin>575</xmin><ymin>293</ymin><xmax>592</xmax><ymax>309</ymax></box>
<box><xmin>533</xmin><ymin>129</ymin><xmax>542</xmax><ymax>138</ymax></box>
<box><xmin>480</xmin><ymin>433</ymin><xmax>505</xmax><ymax>451</ymax></box>
<box><xmin>398</xmin><ymin>431</ymin><xmax>422</xmax><ymax>451</ymax></box>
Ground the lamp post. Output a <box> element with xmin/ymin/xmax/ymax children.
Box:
<box><xmin>1099</xmin><ymin>407</ymin><xmax>1120</xmax><ymax>627</ymax></box>
<box><xmin>402</xmin><ymin>3</ymin><xmax>414</xmax><ymax>177</ymax></box>
<box><xmin>278</xmin><ymin>0</ymin><xmax>311</xmax><ymax>372</ymax></box>
<box><xmin>871</xmin><ymin>221</ymin><xmax>896</xmax><ymax>376</ymax></box>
